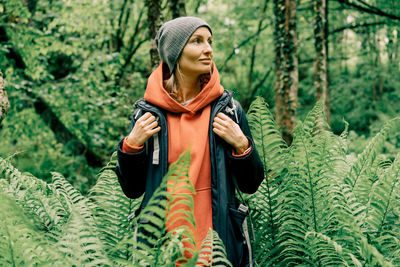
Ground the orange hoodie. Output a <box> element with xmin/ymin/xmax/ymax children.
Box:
<box><xmin>143</xmin><ymin>62</ymin><xmax>223</xmax><ymax>251</ymax></box>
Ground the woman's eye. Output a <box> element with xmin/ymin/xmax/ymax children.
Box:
<box><xmin>208</xmin><ymin>40</ymin><xmax>213</xmax><ymax>45</ymax></box>
<box><xmin>192</xmin><ymin>38</ymin><xmax>200</xmax><ymax>43</ymax></box>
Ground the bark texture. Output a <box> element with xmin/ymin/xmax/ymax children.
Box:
<box><xmin>169</xmin><ymin>0</ymin><xmax>186</xmax><ymax>18</ymax></box>
<box><xmin>146</xmin><ymin>0</ymin><xmax>163</xmax><ymax>70</ymax></box>
<box><xmin>273</xmin><ymin>0</ymin><xmax>298</xmax><ymax>145</ymax></box>
<box><xmin>0</xmin><ymin>70</ymin><xmax>10</xmax><ymax>126</ymax></box>
<box><xmin>314</xmin><ymin>0</ymin><xmax>330</xmax><ymax>122</ymax></box>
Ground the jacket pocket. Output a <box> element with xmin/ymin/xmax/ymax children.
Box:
<box><xmin>227</xmin><ymin>203</ymin><xmax>249</xmax><ymax>266</ymax></box>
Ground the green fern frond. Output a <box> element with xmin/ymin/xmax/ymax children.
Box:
<box><xmin>246</xmin><ymin>97</ymin><xmax>287</xmax><ymax>264</ymax></box>
<box><xmin>374</xmin><ymin>235</ymin><xmax>400</xmax><ymax>265</ymax></box>
<box><xmin>365</xmin><ymin>153</ymin><xmax>400</xmax><ymax>233</ymax></box>
<box><xmin>302</xmin><ymin>99</ymin><xmax>330</xmax><ymax>136</ymax></box>
<box><xmin>275</xmin><ymin>113</ymin><xmax>365</xmax><ymax>265</ymax></box>
<box><xmin>358</xmin><ymin>235</ymin><xmax>393</xmax><ymax>267</ymax></box>
<box><xmin>56</xmin><ymin>203</ymin><xmax>112</xmax><ymax>266</ymax></box>
<box><xmin>0</xmin><ymin>193</ymin><xmax>67</xmax><ymax>266</ymax></box>
<box><xmin>0</xmin><ymin>158</ymin><xmax>70</xmax><ymax>232</ymax></box>
<box><xmin>51</xmin><ymin>172</ymin><xmax>91</xmax><ymax>207</ymax></box>
<box><xmin>275</xmin><ymin>122</ymin><xmax>323</xmax><ymax>265</ymax></box>
<box><xmin>51</xmin><ymin>172</ymin><xmax>96</xmax><ymax>222</ymax></box>
<box><xmin>196</xmin><ymin>228</ymin><xmax>232</xmax><ymax>267</ymax></box>
<box><xmin>0</xmin><ymin>156</ymin><xmax>25</xmax><ymax>183</ymax></box>
<box><xmin>88</xmin><ymin>164</ymin><xmax>141</xmax><ymax>259</ymax></box>
<box><xmin>247</xmin><ymin>96</ymin><xmax>287</xmax><ymax>172</ymax></box>
<box><xmin>129</xmin><ymin>150</ymin><xmax>196</xmax><ymax>266</ymax></box>
<box><xmin>345</xmin><ymin>117</ymin><xmax>400</xmax><ymax>190</ymax></box>
<box><xmin>306</xmin><ymin>231</ymin><xmax>360</xmax><ymax>267</ymax></box>
<box><xmin>0</xmin><ymin>157</ymin><xmax>49</xmax><ymax>199</ymax></box>
<box><xmin>23</xmin><ymin>186</ymin><xmax>69</xmax><ymax>231</ymax></box>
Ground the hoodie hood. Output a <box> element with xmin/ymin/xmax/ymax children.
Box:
<box><xmin>144</xmin><ymin>61</ymin><xmax>224</xmax><ymax>114</ymax></box>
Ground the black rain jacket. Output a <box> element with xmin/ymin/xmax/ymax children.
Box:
<box><xmin>115</xmin><ymin>90</ymin><xmax>264</xmax><ymax>266</ymax></box>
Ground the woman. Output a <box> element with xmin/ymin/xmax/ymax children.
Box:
<box><xmin>115</xmin><ymin>16</ymin><xmax>264</xmax><ymax>266</ymax></box>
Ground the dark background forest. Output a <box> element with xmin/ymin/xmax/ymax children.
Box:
<box><xmin>1</xmin><ymin>0</ymin><xmax>399</xmax><ymax>193</ymax></box>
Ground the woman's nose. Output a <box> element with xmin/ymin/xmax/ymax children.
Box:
<box><xmin>203</xmin><ymin>43</ymin><xmax>213</xmax><ymax>55</ymax></box>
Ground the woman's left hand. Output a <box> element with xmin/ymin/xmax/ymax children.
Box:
<box><xmin>212</xmin><ymin>112</ymin><xmax>249</xmax><ymax>154</ymax></box>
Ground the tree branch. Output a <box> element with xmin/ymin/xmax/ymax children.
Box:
<box><xmin>330</xmin><ymin>21</ymin><xmax>386</xmax><ymax>34</ymax></box>
<box><xmin>117</xmin><ymin>5</ymin><xmax>147</xmax><ymax>81</ymax></box>
<box><xmin>116</xmin><ymin>0</ymin><xmax>130</xmax><ymax>51</ymax></box>
<box><xmin>336</xmin><ymin>0</ymin><xmax>400</xmax><ymax>21</ymax></box>
<box><xmin>222</xmin><ymin>23</ymin><xmax>269</xmax><ymax>71</ymax></box>
<box><xmin>23</xmin><ymin>87</ymin><xmax>104</xmax><ymax>167</ymax></box>
<box><xmin>304</xmin><ymin>21</ymin><xmax>386</xmax><ymax>41</ymax></box>
<box><xmin>246</xmin><ymin>67</ymin><xmax>272</xmax><ymax>110</ymax></box>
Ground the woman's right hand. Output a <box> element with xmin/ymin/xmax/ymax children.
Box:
<box><xmin>126</xmin><ymin>112</ymin><xmax>161</xmax><ymax>147</ymax></box>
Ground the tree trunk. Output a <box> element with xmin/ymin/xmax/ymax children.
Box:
<box><xmin>243</xmin><ymin>0</ymin><xmax>269</xmax><ymax>110</ymax></box>
<box><xmin>169</xmin><ymin>0</ymin><xmax>186</xmax><ymax>18</ymax></box>
<box><xmin>273</xmin><ymin>0</ymin><xmax>298</xmax><ymax>146</ymax></box>
<box><xmin>146</xmin><ymin>0</ymin><xmax>163</xmax><ymax>70</ymax></box>
<box><xmin>23</xmin><ymin>88</ymin><xmax>104</xmax><ymax>167</ymax></box>
<box><xmin>314</xmin><ymin>0</ymin><xmax>330</xmax><ymax>122</ymax></box>
<box><xmin>370</xmin><ymin>25</ymin><xmax>382</xmax><ymax>99</ymax></box>
<box><xmin>0</xmin><ymin>70</ymin><xmax>10</xmax><ymax>126</ymax></box>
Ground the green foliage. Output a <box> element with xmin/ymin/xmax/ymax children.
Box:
<box><xmin>246</xmin><ymin>96</ymin><xmax>287</xmax><ymax>265</ymax></box>
<box><xmin>246</xmin><ymin>97</ymin><xmax>400</xmax><ymax>266</ymax></box>
<box><xmin>1</xmin><ymin>0</ymin><xmax>400</xmax><ymax>265</ymax></box>
<box><xmin>1</xmin><ymin>0</ymin><xmax>399</xmax><ymax>190</ymax></box>
<box><xmin>1</xmin><ymin>95</ymin><xmax>400</xmax><ymax>266</ymax></box>
<box><xmin>0</xmin><ymin>106</ymin><xmax>96</xmax><ymax>192</ymax></box>
<box><xmin>0</xmin><ymin>150</ymin><xmax>232</xmax><ymax>266</ymax></box>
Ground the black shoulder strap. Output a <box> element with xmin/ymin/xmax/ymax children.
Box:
<box><xmin>232</xmin><ymin>177</ymin><xmax>256</xmax><ymax>241</ymax></box>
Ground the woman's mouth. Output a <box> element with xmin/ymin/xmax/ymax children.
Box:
<box><xmin>199</xmin><ymin>58</ymin><xmax>211</xmax><ymax>63</ymax></box>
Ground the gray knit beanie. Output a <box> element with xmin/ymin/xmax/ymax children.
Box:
<box><xmin>155</xmin><ymin>16</ymin><xmax>212</xmax><ymax>73</ymax></box>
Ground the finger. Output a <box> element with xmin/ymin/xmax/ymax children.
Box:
<box><xmin>212</xmin><ymin>127</ymin><xmax>223</xmax><ymax>136</ymax></box>
<box><xmin>143</xmin><ymin>114</ymin><xmax>157</xmax><ymax>125</ymax></box>
<box><xmin>217</xmin><ymin>112</ymin><xmax>230</xmax><ymax>120</ymax></box>
<box><xmin>145</xmin><ymin>121</ymin><xmax>159</xmax><ymax>130</ymax></box>
<box><xmin>149</xmin><ymin>126</ymin><xmax>161</xmax><ymax>135</ymax></box>
<box><xmin>212</xmin><ymin>121</ymin><xmax>225</xmax><ymax>131</ymax></box>
<box><xmin>213</xmin><ymin>116</ymin><xmax>228</xmax><ymax>126</ymax></box>
<box><xmin>138</xmin><ymin>112</ymin><xmax>152</xmax><ymax>121</ymax></box>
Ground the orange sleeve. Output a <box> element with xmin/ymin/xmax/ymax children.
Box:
<box><xmin>122</xmin><ymin>136</ymin><xmax>144</xmax><ymax>153</ymax></box>
<box><xmin>231</xmin><ymin>145</ymin><xmax>252</xmax><ymax>158</ymax></box>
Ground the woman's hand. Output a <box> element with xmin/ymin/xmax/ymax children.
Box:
<box><xmin>126</xmin><ymin>112</ymin><xmax>161</xmax><ymax>147</ymax></box>
<box><xmin>212</xmin><ymin>113</ymin><xmax>249</xmax><ymax>154</ymax></box>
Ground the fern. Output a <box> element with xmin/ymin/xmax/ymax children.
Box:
<box><xmin>0</xmin><ymin>157</ymin><xmax>69</xmax><ymax>232</ymax></box>
<box><xmin>56</xmin><ymin>203</ymin><xmax>113</xmax><ymax>266</ymax></box>
<box><xmin>0</xmin><ymin>193</ymin><xmax>67</xmax><ymax>266</ymax></box>
<box><xmin>2</xmin><ymin>151</ymin><xmax>233</xmax><ymax>266</ymax></box>
<box><xmin>88</xmin><ymin>158</ymin><xmax>140</xmax><ymax>260</ymax></box>
<box><xmin>196</xmin><ymin>228</ymin><xmax>233</xmax><ymax>267</ymax></box>
<box><xmin>117</xmin><ymin>150</ymin><xmax>193</xmax><ymax>266</ymax></box>
<box><xmin>246</xmin><ymin>96</ymin><xmax>287</xmax><ymax>265</ymax></box>
<box><xmin>306</xmin><ymin>231</ymin><xmax>361</xmax><ymax>267</ymax></box>
<box><xmin>247</xmin><ymin>98</ymin><xmax>398</xmax><ymax>266</ymax></box>
<box><xmin>365</xmin><ymin>153</ymin><xmax>400</xmax><ymax>233</ymax></box>
<box><xmin>2</xmin><ymin>96</ymin><xmax>400</xmax><ymax>266</ymax></box>
<box><xmin>362</xmin><ymin>153</ymin><xmax>400</xmax><ymax>263</ymax></box>
<box><xmin>164</xmin><ymin>150</ymin><xmax>197</xmax><ymax>263</ymax></box>
<box><xmin>345</xmin><ymin>117</ymin><xmax>400</xmax><ymax>194</ymax></box>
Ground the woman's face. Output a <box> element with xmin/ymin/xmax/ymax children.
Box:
<box><xmin>178</xmin><ymin>27</ymin><xmax>213</xmax><ymax>77</ymax></box>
